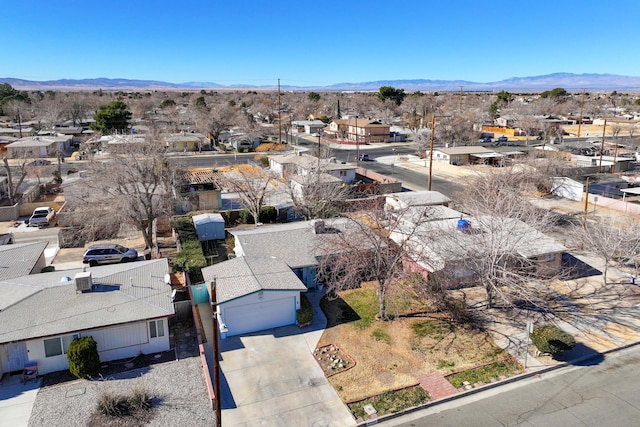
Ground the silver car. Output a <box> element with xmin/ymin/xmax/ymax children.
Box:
<box><xmin>82</xmin><ymin>244</ymin><xmax>138</xmax><ymax>267</ymax></box>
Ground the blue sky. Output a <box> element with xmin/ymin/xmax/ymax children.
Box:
<box><xmin>4</xmin><ymin>0</ymin><xmax>639</xmax><ymax>86</ymax></box>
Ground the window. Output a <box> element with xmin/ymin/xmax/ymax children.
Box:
<box><xmin>44</xmin><ymin>334</ymin><xmax>79</xmax><ymax>358</ymax></box>
<box><xmin>149</xmin><ymin>320</ymin><xmax>165</xmax><ymax>339</ymax></box>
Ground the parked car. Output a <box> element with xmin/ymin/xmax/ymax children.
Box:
<box><xmin>26</xmin><ymin>207</ymin><xmax>56</xmax><ymax>227</ymax></box>
<box><xmin>481</xmin><ymin>137</ymin><xmax>492</xmax><ymax>143</ymax></box>
<box><xmin>27</xmin><ymin>159</ymin><xmax>52</xmax><ymax>166</ymax></box>
<box><xmin>82</xmin><ymin>244</ymin><xmax>139</xmax><ymax>267</ymax></box>
<box><xmin>497</xmin><ymin>136</ymin><xmax>509</xmax><ymax>142</ymax></box>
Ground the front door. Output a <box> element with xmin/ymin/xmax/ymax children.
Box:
<box><xmin>5</xmin><ymin>342</ymin><xmax>28</xmax><ymax>372</ymax></box>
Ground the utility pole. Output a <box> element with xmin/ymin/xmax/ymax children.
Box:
<box><xmin>577</xmin><ymin>89</ymin><xmax>585</xmax><ymax>138</ymax></box>
<box><xmin>277</xmin><ymin>79</ymin><xmax>281</xmax><ymax>145</ymax></box>
<box><xmin>428</xmin><ymin>114</ymin><xmax>435</xmax><ymax>191</ymax></box>
<box><xmin>582</xmin><ymin>177</ymin><xmax>590</xmax><ymax>228</ymax></box>
<box><xmin>355</xmin><ymin>116</ymin><xmax>360</xmax><ymax>164</ymax></box>
<box><xmin>211</xmin><ymin>280</ymin><xmax>222</xmax><ymax>427</ymax></box>
<box><xmin>598</xmin><ymin>119</ymin><xmax>606</xmax><ymax>173</ymax></box>
<box><xmin>458</xmin><ymin>86</ymin><xmax>463</xmax><ymax>114</ymax></box>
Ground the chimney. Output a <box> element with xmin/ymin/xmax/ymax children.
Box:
<box><xmin>312</xmin><ymin>219</ymin><xmax>325</xmax><ymax>234</ymax></box>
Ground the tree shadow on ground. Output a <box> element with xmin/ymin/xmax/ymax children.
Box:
<box><xmin>320</xmin><ymin>295</ymin><xmax>361</xmax><ymax>328</ymax></box>
<box><xmin>562</xmin><ymin>253</ymin><xmax>602</xmax><ymax>280</ymax></box>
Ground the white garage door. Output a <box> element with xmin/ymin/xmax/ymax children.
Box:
<box><xmin>224</xmin><ymin>297</ymin><xmax>295</xmax><ymax>336</ymax></box>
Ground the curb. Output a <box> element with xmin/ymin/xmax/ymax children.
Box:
<box><xmin>356</xmin><ymin>339</ymin><xmax>640</xmax><ymax>426</ymax></box>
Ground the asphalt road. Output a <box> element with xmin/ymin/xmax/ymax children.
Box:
<box><xmin>386</xmin><ymin>346</ymin><xmax>640</xmax><ymax>426</ymax></box>
<box><xmin>167</xmin><ymin>140</ymin><xmax>462</xmax><ymax>196</ymax></box>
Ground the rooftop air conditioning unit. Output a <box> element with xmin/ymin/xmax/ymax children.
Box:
<box><xmin>75</xmin><ymin>271</ymin><xmax>93</xmax><ymax>292</ymax></box>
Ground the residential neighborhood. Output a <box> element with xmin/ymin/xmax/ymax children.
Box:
<box><xmin>1</xmin><ymin>80</ymin><xmax>640</xmax><ymax>427</ymax></box>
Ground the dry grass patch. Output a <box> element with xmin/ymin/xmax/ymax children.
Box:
<box><xmin>318</xmin><ymin>284</ymin><xmax>509</xmax><ymax>402</ymax></box>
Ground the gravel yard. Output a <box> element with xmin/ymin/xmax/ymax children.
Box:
<box><xmin>28</xmin><ymin>357</ymin><xmax>216</xmax><ymax>427</ymax></box>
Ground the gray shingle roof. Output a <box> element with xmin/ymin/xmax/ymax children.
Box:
<box><xmin>230</xmin><ymin>218</ymin><xmax>367</xmax><ymax>269</ymax></box>
<box><xmin>391</xmin><ymin>215</ymin><xmax>566</xmax><ymax>273</ymax></box>
<box><xmin>201</xmin><ymin>257</ymin><xmax>307</xmax><ymax>304</ymax></box>
<box><xmin>0</xmin><ymin>242</ymin><xmax>48</xmax><ymax>281</ymax></box>
<box><xmin>0</xmin><ymin>259</ymin><xmax>174</xmax><ymax>344</ymax></box>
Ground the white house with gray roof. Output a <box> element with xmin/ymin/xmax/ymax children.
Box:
<box><xmin>6</xmin><ymin>134</ymin><xmax>72</xmax><ymax>158</ymax></box>
<box><xmin>202</xmin><ymin>257</ymin><xmax>307</xmax><ymax>338</ymax></box>
<box><xmin>268</xmin><ymin>153</ymin><xmax>357</xmax><ymax>184</ymax></box>
<box><xmin>0</xmin><ymin>259</ymin><xmax>174</xmax><ymax>375</ymax></box>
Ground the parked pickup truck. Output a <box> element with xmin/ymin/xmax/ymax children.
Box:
<box><xmin>27</xmin><ymin>207</ymin><xmax>56</xmax><ymax>227</ymax></box>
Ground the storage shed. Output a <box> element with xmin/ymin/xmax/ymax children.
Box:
<box><xmin>192</xmin><ymin>213</ymin><xmax>225</xmax><ymax>241</ymax></box>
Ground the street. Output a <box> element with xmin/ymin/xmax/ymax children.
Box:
<box><xmin>166</xmin><ymin>138</ymin><xmax>462</xmax><ymax>197</ymax></box>
<box><xmin>386</xmin><ymin>346</ymin><xmax>640</xmax><ymax>426</ymax></box>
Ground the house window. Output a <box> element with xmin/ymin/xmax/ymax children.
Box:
<box><xmin>44</xmin><ymin>334</ymin><xmax>79</xmax><ymax>358</ymax></box>
<box><xmin>149</xmin><ymin>320</ymin><xmax>165</xmax><ymax>339</ymax></box>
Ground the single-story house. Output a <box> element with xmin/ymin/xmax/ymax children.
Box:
<box><xmin>0</xmin><ymin>259</ymin><xmax>174</xmax><ymax>375</ymax></box>
<box><xmin>386</xmin><ymin>190</ymin><xmax>452</xmax><ymax>211</ymax></box>
<box><xmin>291</xmin><ymin>120</ymin><xmax>326</xmax><ymax>134</ymax></box>
<box><xmin>268</xmin><ymin>153</ymin><xmax>357</xmax><ymax>184</ymax></box>
<box><xmin>552</xmin><ymin>174</ymin><xmax>630</xmax><ymax>201</ymax></box>
<box><xmin>389</xmin><ymin>213</ymin><xmax>566</xmax><ymax>284</ymax></box>
<box><xmin>430</xmin><ymin>146</ymin><xmax>503</xmax><ymax>166</ymax></box>
<box><xmin>201</xmin><ymin>257</ymin><xmax>307</xmax><ymax>338</ymax></box>
<box><xmin>5</xmin><ymin>135</ymin><xmax>73</xmax><ymax>158</ymax></box>
<box><xmin>0</xmin><ymin>242</ymin><xmax>48</xmax><ymax>280</ymax></box>
<box><xmin>230</xmin><ymin>217</ymin><xmax>375</xmax><ymax>288</ymax></box>
<box><xmin>165</xmin><ymin>132</ymin><xmax>207</xmax><ymax>152</ymax></box>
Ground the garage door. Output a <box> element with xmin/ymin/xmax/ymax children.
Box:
<box><xmin>224</xmin><ymin>297</ymin><xmax>295</xmax><ymax>336</ymax></box>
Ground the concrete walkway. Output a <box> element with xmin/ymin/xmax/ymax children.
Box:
<box><xmin>199</xmin><ymin>289</ymin><xmax>355</xmax><ymax>426</ymax></box>
<box><xmin>0</xmin><ymin>375</ymin><xmax>41</xmax><ymax>427</ymax></box>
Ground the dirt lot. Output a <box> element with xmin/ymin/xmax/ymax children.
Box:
<box><xmin>317</xmin><ymin>282</ymin><xmax>509</xmax><ymax>402</ymax></box>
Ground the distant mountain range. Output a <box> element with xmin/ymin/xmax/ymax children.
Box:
<box><xmin>2</xmin><ymin>73</ymin><xmax>640</xmax><ymax>91</ymax></box>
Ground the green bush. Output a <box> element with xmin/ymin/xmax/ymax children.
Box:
<box><xmin>297</xmin><ymin>294</ymin><xmax>313</xmax><ymax>325</ymax></box>
<box><xmin>170</xmin><ymin>216</ymin><xmax>206</xmax><ymax>283</ymax></box>
<box><xmin>67</xmin><ymin>336</ymin><xmax>100</xmax><ymax>379</ymax></box>
<box><xmin>530</xmin><ymin>325</ymin><xmax>576</xmax><ymax>355</ymax></box>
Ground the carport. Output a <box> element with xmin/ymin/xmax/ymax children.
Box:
<box><xmin>470</xmin><ymin>151</ymin><xmax>504</xmax><ymax>166</ymax></box>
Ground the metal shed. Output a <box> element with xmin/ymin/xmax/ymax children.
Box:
<box><xmin>192</xmin><ymin>213</ymin><xmax>225</xmax><ymax>241</ymax></box>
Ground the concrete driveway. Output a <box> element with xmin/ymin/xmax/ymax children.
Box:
<box><xmin>0</xmin><ymin>375</ymin><xmax>41</xmax><ymax>427</ymax></box>
<box><xmin>216</xmin><ymin>289</ymin><xmax>355</xmax><ymax>427</ymax></box>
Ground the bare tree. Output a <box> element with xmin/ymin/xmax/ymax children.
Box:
<box><xmin>2</xmin><ymin>157</ymin><xmax>28</xmax><ymax>205</ymax></box>
<box><xmin>316</xmin><ymin>199</ymin><xmax>444</xmax><ymax>320</ymax></box>
<box><xmin>579</xmin><ymin>217</ymin><xmax>640</xmax><ymax>285</ymax></box>
<box><xmin>70</xmin><ymin>131</ymin><xmax>174</xmax><ymax>251</ymax></box>
<box><xmin>437</xmin><ymin>170</ymin><xmax>565</xmax><ymax>308</ymax></box>
<box><xmin>219</xmin><ymin>165</ymin><xmax>274</xmax><ymax>225</ymax></box>
<box><xmin>287</xmin><ymin>162</ymin><xmax>350</xmax><ymax>220</ymax></box>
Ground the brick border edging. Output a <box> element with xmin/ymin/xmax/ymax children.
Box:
<box><xmin>355</xmin><ymin>340</ymin><xmax>640</xmax><ymax>426</ymax></box>
<box><xmin>315</xmin><ymin>343</ymin><xmax>357</xmax><ymax>378</ymax></box>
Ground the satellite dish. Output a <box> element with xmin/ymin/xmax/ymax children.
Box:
<box><xmin>61</xmin><ymin>276</ymin><xmax>72</xmax><ymax>282</ymax></box>
<box><xmin>164</xmin><ymin>273</ymin><xmax>171</xmax><ymax>285</ymax></box>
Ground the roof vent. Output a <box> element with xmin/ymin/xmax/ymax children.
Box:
<box><xmin>75</xmin><ymin>271</ymin><xmax>93</xmax><ymax>292</ymax></box>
